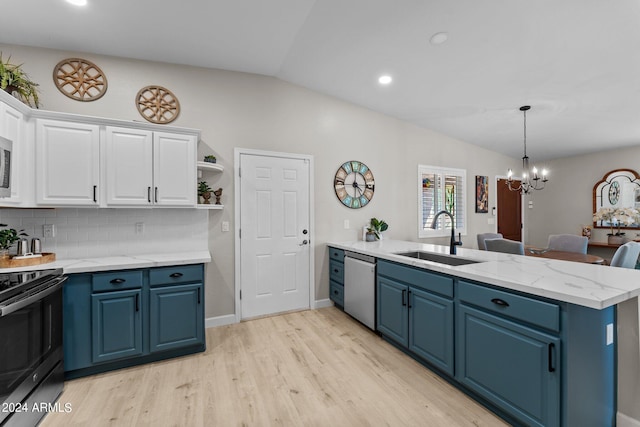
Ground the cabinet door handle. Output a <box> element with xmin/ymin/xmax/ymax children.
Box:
<box><xmin>548</xmin><ymin>343</ymin><xmax>556</xmax><ymax>372</ymax></box>
<box><xmin>408</xmin><ymin>290</ymin><xmax>412</xmax><ymax>309</ymax></box>
<box><xmin>491</xmin><ymin>298</ymin><xmax>509</xmax><ymax>307</ymax></box>
<box><xmin>197</xmin><ymin>288</ymin><xmax>201</xmax><ymax>304</ymax></box>
<box><xmin>154</xmin><ymin>187</ymin><xmax>158</xmax><ymax>203</ymax></box>
<box><xmin>110</xmin><ymin>278</ymin><xmax>126</xmax><ymax>284</ymax></box>
<box><xmin>148</xmin><ymin>186</ymin><xmax>151</xmax><ymax>203</ymax></box>
<box><xmin>170</xmin><ymin>272</ymin><xmax>183</xmax><ymax>278</ymax></box>
<box><xmin>93</xmin><ymin>185</ymin><xmax>97</xmax><ymax>202</ymax></box>
<box><xmin>135</xmin><ymin>293</ymin><xmax>140</xmax><ymax>312</ymax></box>
<box><xmin>401</xmin><ymin>289</ymin><xmax>407</xmax><ymax>306</ymax></box>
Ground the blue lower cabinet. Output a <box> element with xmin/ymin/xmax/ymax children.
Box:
<box><xmin>63</xmin><ymin>264</ymin><xmax>206</xmax><ymax>379</ymax></box>
<box><xmin>150</xmin><ymin>283</ymin><xmax>203</xmax><ymax>352</ymax></box>
<box><xmin>92</xmin><ymin>289</ymin><xmax>143</xmax><ymax>363</ymax></box>
<box><xmin>376</xmin><ymin>276</ymin><xmax>409</xmax><ymax>346</ymax></box>
<box><xmin>329</xmin><ymin>280</ymin><xmax>344</xmax><ymax>307</ymax></box>
<box><xmin>409</xmin><ymin>287</ymin><xmax>454</xmax><ymax>376</ymax></box>
<box><xmin>457</xmin><ymin>304</ymin><xmax>560</xmax><ymax>427</ymax></box>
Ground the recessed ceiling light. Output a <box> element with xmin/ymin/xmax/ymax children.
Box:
<box><xmin>66</xmin><ymin>0</ymin><xmax>87</xmax><ymax>6</ymax></box>
<box><xmin>430</xmin><ymin>32</ymin><xmax>448</xmax><ymax>45</ymax></box>
<box><xmin>378</xmin><ymin>75</ymin><xmax>392</xmax><ymax>85</ymax></box>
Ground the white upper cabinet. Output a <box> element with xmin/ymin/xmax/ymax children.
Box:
<box><xmin>153</xmin><ymin>132</ymin><xmax>197</xmax><ymax>206</ymax></box>
<box><xmin>104</xmin><ymin>127</ymin><xmax>196</xmax><ymax>207</ymax></box>
<box><xmin>104</xmin><ymin>126</ymin><xmax>154</xmax><ymax>206</ymax></box>
<box><xmin>36</xmin><ymin>119</ymin><xmax>100</xmax><ymax>206</ymax></box>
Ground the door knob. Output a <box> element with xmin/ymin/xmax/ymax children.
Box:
<box><xmin>299</xmin><ymin>240</ymin><xmax>308</xmax><ymax>246</ymax></box>
<box><xmin>302</xmin><ymin>229</ymin><xmax>308</xmax><ymax>235</ymax></box>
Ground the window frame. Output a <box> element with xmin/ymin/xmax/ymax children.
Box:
<box><xmin>417</xmin><ymin>164</ymin><xmax>467</xmax><ymax>238</ymax></box>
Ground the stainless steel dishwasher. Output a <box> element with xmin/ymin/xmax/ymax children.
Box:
<box><xmin>344</xmin><ymin>251</ymin><xmax>376</xmax><ymax>330</ymax></box>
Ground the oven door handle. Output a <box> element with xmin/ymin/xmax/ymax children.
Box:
<box><xmin>0</xmin><ymin>277</ymin><xmax>67</xmax><ymax>317</ymax></box>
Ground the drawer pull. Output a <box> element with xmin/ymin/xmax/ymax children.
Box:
<box><xmin>333</xmin><ymin>269</ymin><xmax>339</xmax><ymax>273</ymax></box>
<box><xmin>548</xmin><ymin>343</ymin><xmax>556</xmax><ymax>372</ymax></box>
<box><xmin>170</xmin><ymin>272</ymin><xmax>184</xmax><ymax>278</ymax></box>
<box><xmin>110</xmin><ymin>278</ymin><xmax>126</xmax><ymax>284</ymax></box>
<box><xmin>333</xmin><ymin>290</ymin><xmax>338</xmax><ymax>295</ymax></box>
<box><xmin>491</xmin><ymin>298</ymin><xmax>509</xmax><ymax>307</ymax></box>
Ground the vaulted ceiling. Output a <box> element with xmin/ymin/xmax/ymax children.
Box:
<box><xmin>3</xmin><ymin>0</ymin><xmax>640</xmax><ymax>161</ymax></box>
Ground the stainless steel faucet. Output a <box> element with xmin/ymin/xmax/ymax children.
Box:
<box><xmin>431</xmin><ymin>210</ymin><xmax>462</xmax><ymax>255</ymax></box>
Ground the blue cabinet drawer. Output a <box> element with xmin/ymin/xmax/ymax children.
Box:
<box><xmin>92</xmin><ymin>270</ymin><xmax>143</xmax><ymax>292</ymax></box>
<box><xmin>458</xmin><ymin>280</ymin><xmax>560</xmax><ymax>332</ymax></box>
<box><xmin>330</xmin><ymin>260</ymin><xmax>344</xmax><ymax>284</ymax></box>
<box><xmin>378</xmin><ymin>260</ymin><xmax>453</xmax><ymax>298</ymax></box>
<box><xmin>330</xmin><ymin>280</ymin><xmax>344</xmax><ymax>307</ymax></box>
<box><xmin>329</xmin><ymin>247</ymin><xmax>344</xmax><ymax>262</ymax></box>
<box><xmin>150</xmin><ymin>264</ymin><xmax>203</xmax><ymax>286</ymax></box>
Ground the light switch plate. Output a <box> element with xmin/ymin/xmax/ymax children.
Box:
<box><xmin>222</xmin><ymin>221</ymin><xmax>230</xmax><ymax>232</ymax></box>
<box><xmin>344</xmin><ymin>219</ymin><xmax>350</xmax><ymax>229</ymax></box>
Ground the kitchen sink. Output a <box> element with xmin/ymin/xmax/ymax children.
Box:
<box><xmin>394</xmin><ymin>251</ymin><xmax>482</xmax><ymax>266</ymax></box>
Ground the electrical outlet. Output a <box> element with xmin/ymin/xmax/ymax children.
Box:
<box><xmin>135</xmin><ymin>222</ymin><xmax>144</xmax><ymax>234</ymax></box>
<box><xmin>344</xmin><ymin>219</ymin><xmax>350</xmax><ymax>229</ymax></box>
<box><xmin>221</xmin><ymin>221</ymin><xmax>230</xmax><ymax>232</ymax></box>
<box><xmin>43</xmin><ymin>224</ymin><xmax>55</xmax><ymax>238</ymax></box>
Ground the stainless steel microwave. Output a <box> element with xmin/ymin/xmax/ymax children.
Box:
<box><xmin>0</xmin><ymin>136</ymin><xmax>12</xmax><ymax>198</ymax></box>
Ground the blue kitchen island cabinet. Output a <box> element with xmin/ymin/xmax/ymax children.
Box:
<box><xmin>375</xmin><ymin>259</ymin><xmax>615</xmax><ymax>427</ymax></box>
<box><xmin>63</xmin><ymin>264</ymin><xmax>206</xmax><ymax>379</ymax></box>
<box><xmin>377</xmin><ymin>260</ymin><xmax>455</xmax><ymax>376</ymax></box>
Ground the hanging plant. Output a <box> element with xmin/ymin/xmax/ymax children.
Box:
<box><xmin>0</xmin><ymin>53</ymin><xmax>40</xmax><ymax>108</ymax></box>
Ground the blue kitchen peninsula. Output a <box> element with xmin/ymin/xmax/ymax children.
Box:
<box><xmin>328</xmin><ymin>240</ymin><xmax>640</xmax><ymax>427</ymax></box>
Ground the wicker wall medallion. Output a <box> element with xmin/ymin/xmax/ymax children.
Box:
<box><xmin>135</xmin><ymin>85</ymin><xmax>180</xmax><ymax>124</ymax></box>
<box><xmin>53</xmin><ymin>58</ymin><xmax>108</xmax><ymax>101</ymax></box>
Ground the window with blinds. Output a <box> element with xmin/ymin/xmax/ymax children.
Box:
<box><xmin>418</xmin><ymin>165</ymin><xmax>467</xmax><ymax>238</ymax></box>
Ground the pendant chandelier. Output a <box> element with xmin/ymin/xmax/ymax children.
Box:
<box><xmin>506</xmin><ymin>105</ymin><xmax>548</xmax><ymax>194</ymax></box>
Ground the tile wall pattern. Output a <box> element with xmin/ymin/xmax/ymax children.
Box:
<box><xmin>0</xmin><ymin>208</ymin><xmax>209</xmax><ymax>259</ymax></box>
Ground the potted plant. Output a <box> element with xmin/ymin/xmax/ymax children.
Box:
<box><xmin>198</xmin><ymin>181</ymin><xmax>212</xmax><ymax>204</ymax></box>
<box><xmin>0</xmin><ymin>54</ymin><xmax>40</xmax><ymax>108</ymax></box>
<box><xmin>366</xmin><ymin>218</ymin><xmax>388</xmax><ymax>241</ymax></box>
<box><xmin>204</xmin><ymin>155</ymin><xmax>217</xmax><ymax>164</ymax></box>
<box><xmin>593</xmin><ymin>207</ymin><xmax>639</xmax><ymax>244</ymax></box>
<box><xmin>0</xmin><ymin>224</ymin><xmax>27</xmax><ymax>257</ymax></box>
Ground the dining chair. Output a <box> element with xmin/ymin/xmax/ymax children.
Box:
<box><xmin>547</xmin><ymin>234</ymin><xmax>588</xmax><ymax>254</ymax></box>
<box><xmin>610</xmin><ymin>242</ymin><xmax>640</xmax><ymax>269</ymax></box>
<box><xmin>477</xmin><ymin>233</ymin><xmax>503</xmax><ymax>250</ymax></box>
<box><xmin>484</xmin><ymin>238</ymin><xmax>525</xmax><ymax>255</ymax></box>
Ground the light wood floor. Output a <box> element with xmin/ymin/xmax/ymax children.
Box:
<box><xmin>41</xmin><ymin>307</ymin><xmax>507</xmax><ymax>426</ymax></box>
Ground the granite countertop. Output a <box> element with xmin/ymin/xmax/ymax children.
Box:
<box><xmin>328</xmin><ymin>239</ymin><xmax>640</xmax><ymax>310</ymax></box>
<box><xmin>0</xmin><ymin>251</ymin><xmax>211</xmax><ymax>274</ymax></box>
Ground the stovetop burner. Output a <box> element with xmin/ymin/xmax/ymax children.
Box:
<box><xmin>0</xmin><ymin>268</ymin><xmax>63</xmax><ymax>303</ymax></box>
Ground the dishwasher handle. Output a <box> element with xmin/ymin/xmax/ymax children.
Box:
<box><xmin>344</xmin><ymin>251</ymin><xmax>376</xmax><ymax>264</ymax></box>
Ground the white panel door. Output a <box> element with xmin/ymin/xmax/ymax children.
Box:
<box><xmin>240</xmin><ymin>153</ymin><xmax>310</xmax><ymax>319</ymax></box>
<box><xmin>104</xmin><ymin>126</ymin><xmax>153</xmax><ymax>206</ymax></box>
<box><xmin>36</xmin><ymin>119</ymin><xmax>100</xmax><ymax>206</ymax></box>
<box><xmin>153</xmin><ymin>131</ymin><xmax>196</xmax><ymax>206</ymax></box>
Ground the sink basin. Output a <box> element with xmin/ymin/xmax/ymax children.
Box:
<box><xmin>394</xmin><ymin>251</ymin><xmax>482</xmax><ymax>266</ymax></box>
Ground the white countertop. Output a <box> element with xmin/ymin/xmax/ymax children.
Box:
<box><xmin>329</xmin><ymin>240</ymin><xmax>640</xmax><ymax>310</ymax></box>
<box><xmin>0</xmin><ymin>251</ymin><xmax>211</xmax><ymax>274</ymax></box>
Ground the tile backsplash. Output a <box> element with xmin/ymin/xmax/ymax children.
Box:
<box><xmin>0</xmin><ymin>208</ymin><xmax>208</xmax><ymax>259</ymax></box>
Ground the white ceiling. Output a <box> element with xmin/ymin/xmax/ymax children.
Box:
<box><xmin>3</xmin><ymin>0</ymin><xmax>640</xmax><ymax>161</ymax></box>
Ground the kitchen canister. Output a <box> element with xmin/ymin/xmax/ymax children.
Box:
<box><xmin>31</xmin><ymin>238</ymin><xmax>42</xmax><ymax>254</ymax></box>
<box><xmin>17</xmin><ymin>239</ymin><xmax>29</xmax><ymax>256</ymax></box>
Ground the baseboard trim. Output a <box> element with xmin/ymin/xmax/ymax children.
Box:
<box><xmin>206</xmin><ymin>301</ymin><xmax>333</xmax><ymax>328</ymax></box>
<box><xmin>205</xmin><ymin>314</ymin><xmax>237</xmax><ymax>328</ymax></box>
<box><xmin>618</xmin><ymin>412</ymin><xmax>640</xmax><ymax>427</ymax></box>
<box><xmin>314</xmin><ymin>298</ymin><xmax>332</xmax><ymax>309</ymax></box>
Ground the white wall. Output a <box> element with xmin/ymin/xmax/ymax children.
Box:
<box><xmin>0</xmin><ymin>43</ymin><xmax>516</xmax><ymax>319</ymax></box>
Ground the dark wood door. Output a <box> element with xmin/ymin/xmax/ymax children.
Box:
<box><xmin>497</xmin><ymin>179</ymin><xmax>522</xmax><ymax>241</ymax></box>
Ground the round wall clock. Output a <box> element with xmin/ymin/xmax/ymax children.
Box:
<box><xmin>608</xmin><ymin>181</ymin><xmax>620</xmax><ymax>205</ymax></box>
<box><xmin>334</xmin><ymin>161</ymin><xmax>375</xmax><ymax>209</ymax></box>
